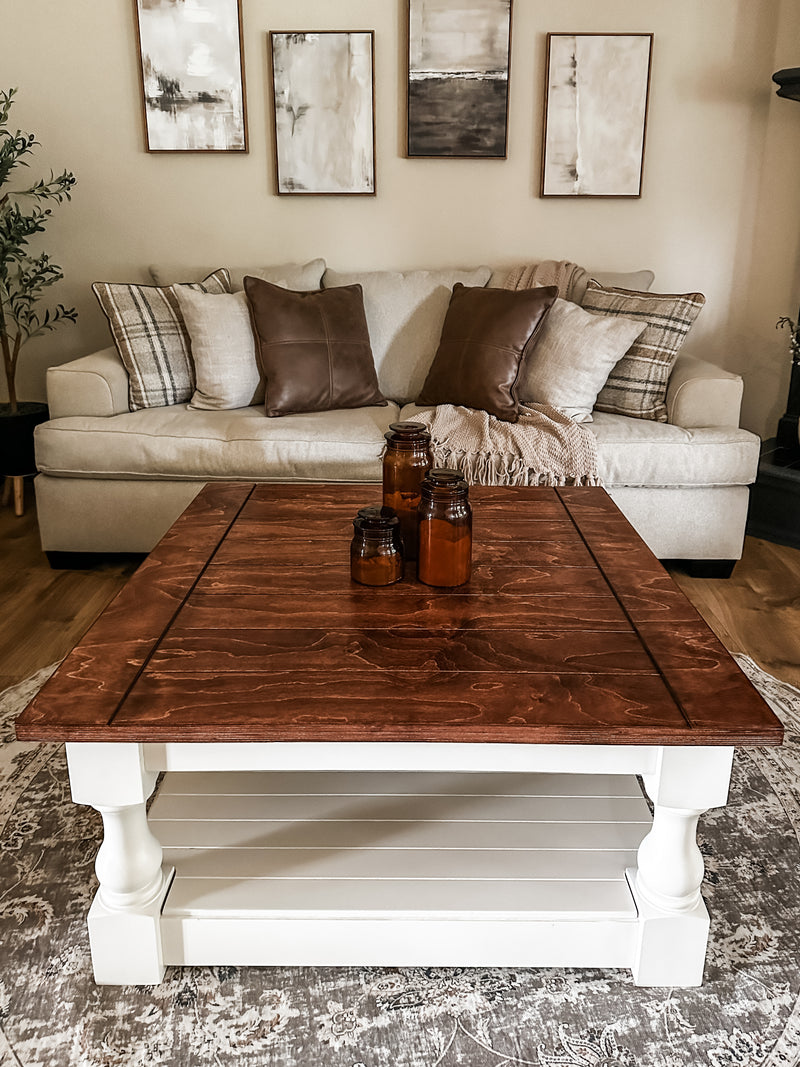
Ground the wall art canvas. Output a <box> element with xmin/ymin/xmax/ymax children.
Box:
<box><xmin>407</xmin><ymin>0</ymin><xmax>512</xmax><ymax>158</ymax></box>
<box><xmin>134</xmin><ymin>0</ymin><xmax>247</xmax><ymax>152</ymax></box>
<box><xmin>541</xmin><ymin>33</ymin><xmax>653</xmax><ymax>197</ymax></box>
<box><xmin>270</xmin><ymin>32</ymin><xmax>375</xmax><ymax>195</ymax></box>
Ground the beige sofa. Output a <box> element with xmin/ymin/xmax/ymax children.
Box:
<box><xmin>33</xmin><ymin>262</ymin><xmax>760</xmax><ymax>572</ymax></box>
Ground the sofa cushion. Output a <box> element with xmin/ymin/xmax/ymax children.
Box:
<box><xmin>92</xmin><ymin>269</ymin><xmax>231</xmax><ymax>411</ymax></box>
<box><xmin>417</xmin><ymin>284</ymin><xmax>557</xmax><ymax>422</ymax></box>
<box><xmin>398</xmin><ymin>405</ymin><xmax>759</xmax><ymax>489</ymax></box>
<box><xmin>323</xmin><ymin>266</ymin><xmax>492</xmax><ymax>402</ymax></box>
<box><xmin>582</xmin><ymin>282</ymin><xmax>706</xmax><ymax>422</ymax></box>
<box><xmin>176</xmin><ymin>288</ymin><xmax>264</xmax><ymax>410</ymax></box>
<box><xmin>149</xmin><ymin>259</ymin><xmax>326</xmax><ymax>292</ymax></box>
<box><xmin>35</xmin><ymin>402</ymin><xmax>401</xmax><ymax>482</ymax></box>
<box><xmin>518</xmin><ymin>298</ymin><xmax>645</xmax><ymax>421</ymax></box>
<box><xmin>244</xmin><ymin>277</ymin><xmax>387</xmax><ymax>417</ymax></box>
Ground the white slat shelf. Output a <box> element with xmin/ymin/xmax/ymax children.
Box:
<box><xmin>150</xmin><ymin>770</ymin><xmax>653</xmax><ymax>968</ymax></box>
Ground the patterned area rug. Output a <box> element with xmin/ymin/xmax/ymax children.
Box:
<box><xmin>2</xmin><ymin>658</ymin><xmax>800</xmax><ymax>1067</ymax></box>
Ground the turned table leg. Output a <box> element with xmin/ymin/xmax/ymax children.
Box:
<box><xmin>65</xmin><ymin>743</ymin><xmax>173</xmax><ymax>985</ymax></box>
<box><xmin>630</xmin><ymin>746</ymin><xmax>734</xmax><ymax>987</ymax></box>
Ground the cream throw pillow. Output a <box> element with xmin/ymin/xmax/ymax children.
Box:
<box><xmin>176</xmin><ymin>288</ymin><xmax>266</xmax><ymax>410</ymax></box>
<box><xmin>518</xmin><ymin>297</ymin><xmax>645</xmax><ymax>422</ymax></box>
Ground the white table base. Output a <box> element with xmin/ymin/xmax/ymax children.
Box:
<box><xmin>65</xmin><ymin>741</ymin><xmax>734</xmax><ymax>987</ymax></box>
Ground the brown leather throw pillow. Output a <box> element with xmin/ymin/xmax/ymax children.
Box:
<box><xmin>417</xmin><ymin>283</ymin><xmax>558</xmax><ymax>422</ymax></box>
<box><xmin>243</xmin><ymin>276</ymin><xmax>387</xmax><ymax>417</ymax></box>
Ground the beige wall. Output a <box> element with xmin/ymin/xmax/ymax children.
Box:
<box><xmin>3</xmin><ymin>0</ymin><xmax>800</xmax><ymax>436</ymax></box>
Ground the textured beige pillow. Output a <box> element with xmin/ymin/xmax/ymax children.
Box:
<box><xmin>176</xmin><ymin>288</ymin><xmax>265</xmax><ymax>410</ymax></box>
<box><xmin>323</xmin><ymin>266</ymin><xmax>492</xmax><ymax>402</ymax></box>
<box><xmin>518</xmin><ymin>298</ymin><xmax>645</xmax><ymax>422</ymax></box>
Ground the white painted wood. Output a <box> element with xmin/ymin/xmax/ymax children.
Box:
<box><xmin>67</xmin><ymin>742</ymin><xmax>158</xmax><ymax>806</ymax></box>
<box><xmin>163</xmin><ymin>875</ymin><xmax>638</xmax><ymax>919</ymax></box>
<box><xmin>68</xmin><ymin>747</ymin><xmax>736</xmax><ymax>986</ymax></box>
<box><xmin>150</xmin><ymin>817</ymin><xmax>650</xmax><ymax>851</ymax></box>
<box><xmin>94</xmin><ymin>802</ymin><xmax>168</xmax><ymax>909</ymax></box>
<box><xmin>148</xmin><ymin>791</ymin><xmax>651</xmax><ymax>825</ymax></box>
<box><xmin>635</xmin><ymin>806</ymin><xmax>706</xmax><ymax>912</ymax></box>
<box><xmin>161</xmin><ymin>916</ymin><xmax>639</xmax><ymax>969</ymax></box>
<box><xmin>628</xmin><ymin>868</ymin><xmax>711</xmax><ymax>987</ymax></box>
<box><xmin>641</xmin><ymin>746</ymin><xmax>734</xmax><ymax>810</ymax></box>
<box><xmin>144</xmin><ymin>741</ymin><xmax>662</xmax><ymax>777</ymax></box>
<box><xmin>156</xmin><ymin>770</ymin><xmax>647</xmax><ymax>798</ymax></box>
<box><xmin>88</xmin><ymin>869</ymin><xmax>174</xmax><ymax>985</ymax></box>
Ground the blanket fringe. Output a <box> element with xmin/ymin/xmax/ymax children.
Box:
<box><xmin>431</xmin><ymin>445</ymin><xmax>603</xmax><ymax>488</ymax></box>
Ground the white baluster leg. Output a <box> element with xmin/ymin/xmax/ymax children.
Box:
<box><xmin>629</xmin><ymin>745</ymin><xmax>734</xmax><ymax>987</ymax></box>
<box><xmin>66</xmin><ymin>743</ymin><xmax>174</xmax><ymax>985</ymax></box>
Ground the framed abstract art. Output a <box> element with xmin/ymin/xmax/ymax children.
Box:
<box><xmin>133</xmin><ymin>0</ymin><xmax>247</xmax><ymax>152</ymax></box>
<box><xmin>270</xmin><ymin>31</ymin><xmax>376</xmax><ymax>195</ymax></box>
<box><xmin>540</xmin><ymin>33</ymin><xmax>653</xmax><ymax>197</ymax></box>
<box><xmin>407</xmin><ymin>0</ymin><xmax>512</xmax><ymax>158</ymax></box>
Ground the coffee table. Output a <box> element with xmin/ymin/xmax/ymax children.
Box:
<box><xmin>16</xmin><ymin>482</ymin><xmax>783</xmax><ymax>987</ymax></box>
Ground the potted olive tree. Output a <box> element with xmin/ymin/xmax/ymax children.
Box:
<box><xmin>1</xmin><ymin>87</ymin><xmax>76</xmax><ymax>503</ymax></box>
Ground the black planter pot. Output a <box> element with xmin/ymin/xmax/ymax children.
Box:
<box><xmin>0</xmin><ymin>401</ymin><xmax>49</xmax><ymax>477</ymax></box>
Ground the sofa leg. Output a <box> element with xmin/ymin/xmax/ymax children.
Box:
<box><xmin>46</xmin><ymin>551</ymin><xmax>146</xmax><ymax>571</ymax></box>
<box><xmin>664</xmin><ymin>559</ymin><xmax>737</xmax><ymax>580</ymax></box>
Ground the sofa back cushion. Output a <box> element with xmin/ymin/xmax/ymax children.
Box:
<box><xmin>244</xmin><ymin>277</ymin><xmax>387</xmax><ymax>417</ymax></box>
<box><xmin>92</xmin><ymin>268</ymin><xmax>231</xmax><ymax>411</ymax></box>
<box><xmin>149</xmin><ymin>259</ymin><xmax>326</xmax><ymax>293</ymax></box>
<box><xmin>323</xmin><ymin>266</ymin><xmax>492</xmax><ymax>402</ymax></box>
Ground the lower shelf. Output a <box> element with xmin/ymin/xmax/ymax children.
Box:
<box><xmin>149</xmin><ymin>769</ymin><xmax>653</xmax><ymax>967</ymax></box>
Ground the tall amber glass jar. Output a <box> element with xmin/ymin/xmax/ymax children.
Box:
<box><xmin>417</xmin><ymin>469</ymin><xmax>472</xmax><ymax>588</ymax></box>
<box><xmin>382</xmin><ymin>421</ymin><xmax>433</xmax><ymax>560</ymax></box>
<box><xmin>350</xmin><ymin>506</ymin><xmax>404</xmax><ymax>586</ymax></box>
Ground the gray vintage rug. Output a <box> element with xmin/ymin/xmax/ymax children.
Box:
<box><xmin>2</xmin><ymin>658</ymin><xmax>800</xmax><ymax>1067</ymax></box>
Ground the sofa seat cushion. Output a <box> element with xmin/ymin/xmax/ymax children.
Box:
<box><xmin>35</xmin><ymin>403</ymin><xmax>400</xmax><ymax>482</ymax></box>
<box><xmin>398</xmin><ymin>405</ymin><xmax>759</xmax><ymax>489</ymax></box>
<box><xmin>587</xmin><ymin>412</ymin><xmax>759</xmax><ymax>488</ymax></box>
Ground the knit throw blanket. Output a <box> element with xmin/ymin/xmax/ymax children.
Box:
<box><xmin>412</xmin><ymin>403</ymin><xmax>601</xmax><ymax>487</ymax></box>
<box><xmin>504</xmin><ymin>259</ymin><xmax>591</xmax><ymax>304</ymax></box>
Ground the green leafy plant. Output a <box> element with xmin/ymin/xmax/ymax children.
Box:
<box><xmin>776</xmin><ymin>315</ymin><xmax>800</xmax><ymax>368</ymax></box>
<box><xmin>0</xmin><ymin>87</ymin><xmax>77</xmax><ymax>413</ymax></box>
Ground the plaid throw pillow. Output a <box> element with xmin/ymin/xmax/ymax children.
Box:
<box><xmin>581</xmin><ymin>281</ymin><xmax>705</xmax><ymax>421</ymax></box>
<box><xmin>92</xmin><ymin>268</ymin><xmax>231</xmax><ymax>410</ymax></box>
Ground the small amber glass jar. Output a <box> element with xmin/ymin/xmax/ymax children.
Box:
<box><xmin>417</xmin><ymin>469</ymin><xmax>472</xmax><ymax>588</ymax></box>
<box><xmin>382</xmin><ymin>421</ymin><xmax>433</xmax><ymax>560</ymax></box>
<box><xmin>350</xmin><ymin>506</ymin><xmax>404</xmax><ymax>586</ymax></box>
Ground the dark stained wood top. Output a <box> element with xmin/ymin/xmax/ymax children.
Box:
<box><xmin>16</xmin><ymin>483</ymin><xmax>784</xmax><ymax>746</ymax></box>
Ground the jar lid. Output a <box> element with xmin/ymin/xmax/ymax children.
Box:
<box><xmin>353</xmin><ymin>505</ymin><xmax>400</xmax><ymax>532</ymax></box>
<box><xmin>422</xmin><ymin>468</ymin><xmax>469</xmax><ymax>494</ymax></box>
<box><xmin>385</xmin><ymin>421</ymin><xmax>431</xmax><ymax>445</ymax></box>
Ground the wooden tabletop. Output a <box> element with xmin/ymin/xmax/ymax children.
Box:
<box><xmin>16</xmin><ymin>482</ymin><xmax>783</xmax><ymax>746</ymax></box>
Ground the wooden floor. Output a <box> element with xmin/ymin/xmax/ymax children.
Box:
<box><xmin>2</xmin><ymin>477</ymin><xmax>800</xmax><ymax>694</ymax></box>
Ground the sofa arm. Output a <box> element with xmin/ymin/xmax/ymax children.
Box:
<box><xmin>666</xmin><ymin>353</ymin><xmax>743</xmax><ymax>428</ymax></box>
<box><xmin>46</xmin><ymin>347</ymin><xmax>129</xmax><ymax>419</ymax></box>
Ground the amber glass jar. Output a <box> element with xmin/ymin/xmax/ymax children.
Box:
<box><xmin>417</xmin><ymin>469</ymin><xmax>472</xmax><ymax>588</ymax></box>
<box><xmin>350</xmin><ymin>506</ymin><xmax>404</xmax><ymax>586</ymax></box>
<box><xmin>382</xmin><ymin>421</ymin><xmax>433</xmax><ymax>560</ymax></box>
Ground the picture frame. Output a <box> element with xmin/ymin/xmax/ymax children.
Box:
<box><xmin>270</xmin><ymin>31</ymin><xmax>376</xmax><ymax>196</ymax></box>
<box><xmin>407</xmin><ymin>0</ymin><xmax>512</xmax><ymax>159</ymax></box>
<box><xmin>133</xmin><ymin>0</ymin><xmax>247</xmax><ymax>153</ymax></box>
<box><xmin>540</xmin><ymin>33</ymin><xmax>653</xmax><ymax>198</ymax></box>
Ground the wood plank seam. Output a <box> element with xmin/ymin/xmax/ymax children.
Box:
<box><xmin>106</xmin><ymin>484</ymin><xmax>258</xmax><ymax>730</ymax></box>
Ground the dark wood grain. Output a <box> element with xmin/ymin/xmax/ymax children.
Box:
<box><xmin>150</xmin><ymin>627</ymin><xmax>652</xmax><ymax>674</ymax></box>
<box><xmin>16</xmin><ymin>482</ymin><xmax>784</xmax><ymax>746</ymax></box>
